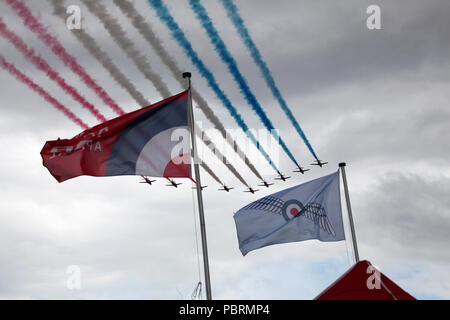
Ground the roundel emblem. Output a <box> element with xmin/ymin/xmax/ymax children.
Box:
<box><xmin>282</xmin><ymin>199</ymin><xmax>304</xmax><ymax>221</ymax></box>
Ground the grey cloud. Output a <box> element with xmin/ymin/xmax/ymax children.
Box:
<box><xmin>355</xmin><ymin>173</ymin><xmax>450</xmax><ymax>262</ymax></box>
<box><xmin>0</xmin><ymin>0</ymin><xmax>449</xmax><ymax>299</ymax></box>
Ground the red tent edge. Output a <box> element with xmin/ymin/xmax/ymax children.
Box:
<box><xmin>314</xmin><ymin>260</ymin><xmax>416</xmax><ymax>300</ymax></box>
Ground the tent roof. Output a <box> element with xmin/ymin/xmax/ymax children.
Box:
<box><xmin>315</xmin><ymin>260</ymin><xmax>416</xmax><ymax>300</ymax></box>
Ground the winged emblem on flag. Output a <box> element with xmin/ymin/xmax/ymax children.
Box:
<box><xmin>241</xmin><ymin>196</ymin><xmax>336</xmax><ymax>236</ymax></box>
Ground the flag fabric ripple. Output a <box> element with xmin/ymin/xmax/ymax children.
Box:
<box><xmin>234</xmin><ymin>171</ymin><xmax>345</xmax><ymax>255</ymax></box>
<box><xmin>41</xmin><ymin>91</ymin><xmax>190</xmax><ymax>182</ymax></box>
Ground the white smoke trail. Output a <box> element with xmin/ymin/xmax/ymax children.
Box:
<box><xmin>80</xmin><ymin>0</ymin><xmax>171</xmax><ymax>98</ymax></box>
<box><xmin>48</xmin><ymin>0</ymin><xmax>149</xmax><ymax>107</ymax></box>
<box><xmin>198</xmin><ymin>159</ymin><xmax>222</xmax><ymax>185</ymax></box>
<box><xmin>50</xmin><ymin>0</ymin><xmax>224</xmax><ymax>185</ymax></box>
<box><xmin>77</xmin><ymin>0</ymin><xmax>245</xmax><ymax>186</ymax></box>
<box><xmin>113</xmin><ymin>0</ymin><xmax>264</xmax><ymax>182</ymax></box>
<box><xmin>197</xmin><ymin>125</ymin><xmax>249</xmax><ymax>187</ymax></box>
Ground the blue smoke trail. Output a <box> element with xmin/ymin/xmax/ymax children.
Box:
<box><xmin>188</xmin><ymin>0</ymin><xmax>299</xmax><ymax>167</ymax></box>
<box><xmin>146</xmin><ymin>0</ymin><xmax>280</xmax><ymax>174</ymax></box>
<box><xmin>219</xmin><ymin>0</ymin><xmax>319</xmax><ymax>161</ymax></box>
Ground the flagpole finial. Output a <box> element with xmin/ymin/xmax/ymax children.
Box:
<box><xmin>182</xmin><ymin>72</ymin><xmax>191</xmax><ymax>78</ymax></box>
<box><xmin>339</xmin><ymin>162</ymin><xmax>346</xmax><ymax>167</ymax></box>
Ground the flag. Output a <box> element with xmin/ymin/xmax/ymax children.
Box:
<box><xmin>234</xmin><ymin>171</ymin><xmax>345</xmax><ymax>255</ymax></box>
<box><xmin>41</xmin><ymin>90</ymin><xmax>191</xmax><ymax>183</ymax></box>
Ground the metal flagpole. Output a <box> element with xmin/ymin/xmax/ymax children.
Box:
<box><xmin>183</xmin><ymin>72</ymin><xmax>212</xmax><ymax>300</ymax></box>
<box><xmin>339</xmin><ymin>162</ymin><xmax>360</xmax><ymax>263</ymax></box>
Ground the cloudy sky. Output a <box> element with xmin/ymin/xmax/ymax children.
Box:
<box><xmin>0</xmin><ymin>0</ymin><xmax>449</xmax><ymax>299</ymax></box>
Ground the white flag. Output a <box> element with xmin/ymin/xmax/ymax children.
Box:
<box><xmin>234</xmin><ymin>171</ymin><xmax>345</xmax><ymax>255</ymax></box>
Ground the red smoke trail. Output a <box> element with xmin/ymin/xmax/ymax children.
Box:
<box><xmin>0</xmin><ymin>18</ymin><xmax>107</xmax><ymax>123</ymax></box>
<box><xmin>0</xmin><ymin>56</ymin><xmax>89</xmax><ymax>130</ymax></box>
<box><xmin>6</xmin><ymin>0</ymin><xmax>126</xmax><ymax>116</ymax></box>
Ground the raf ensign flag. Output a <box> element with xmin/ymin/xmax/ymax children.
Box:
<box><xmin>234</xmin><ymin>171</ymin><xmax>345</xmax><ymax>255</ymax></box>
<box><xmin>41</xmin><ymin>91</ymin><xmax>191</xmax><ymax>183</ymax></box>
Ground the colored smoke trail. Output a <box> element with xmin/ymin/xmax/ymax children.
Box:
<box><xmin>48</xmin><ymin>0</ymin><xmax>149</xmax><ymax>108</ymax></box>
<box><xmin>190</xmin><ymin>90</ymin><xmax>263</xmax><ymax>181</ymax></box>
<box><xmin>198</xmin><ymin>158</ymin><xmax>222</xmax><ymax>185</ymax></box>
<box><xmin>0</xmin><ymin>18</ymin><xmax>107</xmax><ymax>123</ymax></box>
<box><xmin>0</xmin><ymin>56</ymin><xmax>89</xmax><ymax>129</ymax></box>
<box><xmin>147</xmin><ymin>0</ymin><xmax>280</xmax><ymax>174</ymax></box>
<box><xmin>6</xmin><ymin>0</ymin><xmax>125</xmax><ymax>116</ymax></box>
<box><xmin>80</xmin><ymin>0</ymin><xmax>171</xmax><ymax>99</ymax></box>
<box><xmin>219</xmin><ymin>0</ymin><xmax>318</xmax><ymax>160</ymax></box>
<box><xmin>199</xmin><ymin>155</ymin><xmax>224</xmax><ymax>186</ymax></box>
<box><xmin>188</xmin><ymin>0</ymin><xmax>299</xmax><ymax>168</ymax></box>
<box><xmin>49</xmin><ymin>0</ymin><xmax>228</xmax><ymax>186</ymax></box>
<box><xmin>196</xmin><ymin>124</ymin><xmax>249</xmax><ymax>187</ymax></box>
<box><xmin>113</xmin><ymin>0</ymin><xmax>255</xmax><ymax>185</ymax></box>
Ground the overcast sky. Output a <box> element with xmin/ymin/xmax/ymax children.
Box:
<box><xmin>0</xmin><ymin>0</ymin><xmax>449</xmax><ymax>299</ymax></box>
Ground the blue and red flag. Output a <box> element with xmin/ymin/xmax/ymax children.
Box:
<box><xmin>41</xmin><ymin>91</ymin><xmax>191</xmax><ymax>183</ymax></box>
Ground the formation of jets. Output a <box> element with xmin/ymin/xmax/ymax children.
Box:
<box><xmin>275</xmin><ymin>173</ymin><xmax>291</xmax><ymax>182</ymax></box>
<box><xmin>311</xmin><ymin>159</ymin><xmax>328</xmax><ymax>167</ymax></box>
<box><xmin>166</xmin><ymin>178</ymin><xmax>182</xmax><ymax>188</ymax></box>
<box><xmin>244</xmin><ymin>187</ymin><xmax>259</xmax><ymax>194</ymax></box>
<box><xmin>140</xmin><ymin>176</ymin><xmax>156</xmax><ymax>186</ymax></box>
<box><xmin>293</xmin><ymin>166</ymin><xmax>310</xmax><ymax>174</ymax></box>
<box><xmin>218</xmin><ymin>185</ymin><xmax>234</xmax><ymax>192</ymax></box>
<box><xmin>192</xmin><ymin>185</ymin><xmax>208</xmax><ymax>191</ymax></box>
<box><xmin>258</xmin><ymin>180</ymin><xmax>274</xmax><ymax>188</ymax></box>
<box><xmin>139</xmin><ymin>160</ymin><xmax>328</xmax><ymax>193</ymax></box>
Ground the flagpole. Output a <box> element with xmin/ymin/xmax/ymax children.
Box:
<box><xmin>339</xmin><ymin>162</ymin><xmax>360</xmax><ymax>263</ymax></box>
<box><xmin>183</xmin><ymin>72</ymin><xmax>212</xmax><ymax>300</ymax></box>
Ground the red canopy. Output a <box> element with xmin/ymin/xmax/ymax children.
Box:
<box><xmin>315</xmin><ymin>260</ymin><xmax>416</xmax><ymax>300</ymax></box>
